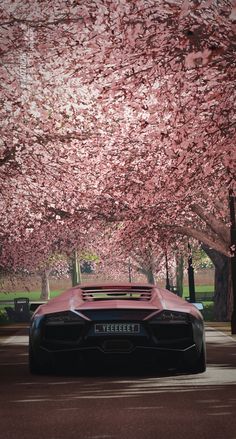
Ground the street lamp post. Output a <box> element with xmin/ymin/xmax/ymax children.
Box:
<box><xmin>188</xmin><ymin>243</ymin><xmax>196</xmax><ymax>303</ymax></box>
<box><xmin>229</xmin><ymin>190</ymin><xmax>236</xmax><ymax>334</ymax></box>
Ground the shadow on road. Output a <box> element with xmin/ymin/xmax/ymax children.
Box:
<box><xmin>1</xmin><ymin>327</ymin><xmax>236</xmax><ymax>439</ymax></box>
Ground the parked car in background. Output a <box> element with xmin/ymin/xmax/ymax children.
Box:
<box><xmin>29</xmin><ymin>283</ymin><xmax>206</xmax><ymax>374</ymax></box>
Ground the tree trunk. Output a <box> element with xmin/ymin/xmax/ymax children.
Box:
<box><xmin>40</xmin><ymin>269</ymin><xmax>51</xmax><ymax>301</ymax></box>
<box><xmin>229</xmin><ymin>190</ymin><xmax>236</xmax><ymax>333</ymax></box>
<box><xmin>202</xmin><ymin>244</ymin><xmax>231</xmax><ymax>321</ymax></box>
<box><xmin>146</xmin><ymin>269</ymin><xmax>155</xmax><ymax>284</ymax></box>
<box><xmin>71</xmin><ymin>250</ymin><xmax>81</xmax><ymax>286</ymax></box>
<box><xmin>176</xmin><ymin>254</ymin><xmax>184</xmax><ymax>297</ymax></box>
<box><xmin>228</xmin><ymin>263</ymin><xmax>234</xmax><ymax>322</ymax></box>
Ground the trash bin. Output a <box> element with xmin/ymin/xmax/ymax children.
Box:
<box><xmin>14</xmin><ymin>298</ymin><xmax>30</xmax><ymax>322</ymax></box>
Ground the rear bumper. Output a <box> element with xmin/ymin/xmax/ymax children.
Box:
<box><xmin>29</xmin><ymin>315</ymin><xmax>204</xmax><ymax>368</ymax></box>
<box><xmin>31</xmin><ymin>341</ymin><xmax>200</xmax><ymax>370</ymax></box>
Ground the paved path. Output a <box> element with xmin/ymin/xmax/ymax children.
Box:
<box><xmin>0</xmin><ymin>324</ymin><xmax>236</xmax><ymax>439</ymax></box>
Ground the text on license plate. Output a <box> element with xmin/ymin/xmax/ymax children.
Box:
<box><xmin>95</xmin><ymin>323</ymin><xmax>140</xmax><ymax>334</ymax></box>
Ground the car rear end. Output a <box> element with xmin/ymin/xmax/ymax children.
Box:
<box><xmin>29</xmin><ymin>284</ymin><xmax>205</xmax><ymax>373</ymax></box>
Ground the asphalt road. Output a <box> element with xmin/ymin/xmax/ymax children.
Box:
<box><xmin>0</xmin><ymin>325</ymin><xmax>236</xmax><ymax>439</ymax></box>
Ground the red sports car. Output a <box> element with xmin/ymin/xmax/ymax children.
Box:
<box><xmin>29</xmin><ymin>283</ymin><xmax>206</xmax><ymax>374</ymax></box>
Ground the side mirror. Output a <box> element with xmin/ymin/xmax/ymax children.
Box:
<box><xmin>192</xmin><ymin>303</ymin><xmax>204</xmax><ymax>311</ymax></box>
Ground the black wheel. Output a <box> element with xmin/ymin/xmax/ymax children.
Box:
<box><xmin>29</xmin><ymin>343</ymin><xmax>52</xmax><ymax>375</ymax></box>
<box><xmin>179</xmin><ymin>343</ymin><xmax>206</xmax><ymax>375</ymax></box>
<box><xmin>188</xmin><ymin>343</ymin><xmax>206</xmax><ymax>374</ymax></box>
<box><xmin>29</xmin><ymin>343</ymin><xmax>40</xmax><ymax>374</ymax></box>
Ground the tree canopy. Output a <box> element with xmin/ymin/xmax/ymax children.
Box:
<box><xmin>0</xmin><ymin>0</ymin><xmax>235</xmax><ymax>270</ymax></box>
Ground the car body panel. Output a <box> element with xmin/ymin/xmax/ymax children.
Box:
<box><xmin>33</xmin><ymin>283</ymin><xmax>202</xmax><ymax>320</ymax></box>
<box><xmin>29</xmin><ymin>283</ymin><xmax>205</xmax><ymax>374</ymax></box>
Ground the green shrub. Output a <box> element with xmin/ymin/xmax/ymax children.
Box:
<box><xmin>0</xmin><ymin>309</ymin><xmax>9</xmax><ymax>324</ymax></box>
<box><xmin>201</xmin><ymin>302</ymin><xmax>214</xmax><ymax>321</ymax></box>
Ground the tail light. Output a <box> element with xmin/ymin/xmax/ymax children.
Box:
<box><xmin>45</xmin><ymin>311</ymin><xmax>85</xmax><ymax>324</ymax></box>
<box><xmin>150</xmin><ymin>310</ymin><xmax>189</xmax><ymax>323</ymax></box>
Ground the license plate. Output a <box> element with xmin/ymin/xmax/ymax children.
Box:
<box><xmin>95</xmin><ymin>323</ymin><xmax>140</xmax><ymax>334</ymax></box>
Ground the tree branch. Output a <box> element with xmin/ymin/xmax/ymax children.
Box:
<box><xmin>173</xmin><ymin>224</ymin><xmax>229</xmax><ymax>257</ymax></box>
<box><xmin>191</xmin><ymin>203</ymin><xmax>230</xmax><ymax>244</ymax></box>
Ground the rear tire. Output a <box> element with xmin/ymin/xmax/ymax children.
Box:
<box><xmin>29</xmin><ymin>343</ymin><xmax>52</xmax><ymax>375</ymax></box>
<box><xmin>190</xmin><ymin>343</ymin><xmax>206</xmax><ymax>374</ymax></box>
<box><xmin>179</xmin><ymin>343</ymin><xmax>206</xmax><ymax>375</ymax></box>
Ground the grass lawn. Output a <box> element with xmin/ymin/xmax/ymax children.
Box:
<box><xmin>0</xmin><ymin>290</ymin><xmax>64</xmax><ymax>302</ymax></box>
<box><xmin>183</xmin><ymin>285</ymin><xmax>214</xmax><ymax>296</ymax></box>
<box><xmin>0</xmin><ymin>284</ymin><xmax>214</xmax><ymax>299</ymax></box>
<box><xmin>201</xmin><ymin>302</ymin><xmax>214</xmax><ymax>321</ymax></box>
<box><xmin>0</xmin><ymin>290</ymin><xmax>64</xmax><ymax>323</ymax></box>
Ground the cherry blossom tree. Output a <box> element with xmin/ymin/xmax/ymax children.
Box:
<box><xmin>0</xmin><ymin>0</ymin><xmax>235</xmax><ymax>320</ymax></box>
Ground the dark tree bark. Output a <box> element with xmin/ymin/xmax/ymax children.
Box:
<box><xmin>71</xmin><ymin>250</ymin><xmax>81</xmax><ymax>286</ymax></box>
<box><xmin>229</xmin><ymin>191</ymin><xmax>236</xmax><ymax>333</ymax></box>
<box><xmin>40</xmin><ymin>269</ymin><xmax>51</xmax><ymax>301</ymax></box>
<box><xmin>137</xmin><ymin>266</ymin><xmax>155</xmax><ymax>284</ymax></box>
<box><xmin>135</xmin><ymin>261</ymin><xmax>155</xmax><ymax>284</ymax></box>
<box><xmin>146</xmin><ymin>268</ymin><xmax>155</xmax><ymax>284</ymax></box>
<box><xmin>176</xmin><ymin>254</ymin><xmax>184</xmax><ymax>297</ymax></box>
<box><xmin>202</xmin><ymin>244</ymin><xmax>231</xmax><ymax>321</ymax></box>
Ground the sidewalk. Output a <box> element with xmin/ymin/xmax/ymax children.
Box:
<box><xmin>206</xmin><ymin>322</ymin><xmax>236</xmax><ymax>340</ymax></box>
<box><xmin>0</xmin><ymin>323</ymin><xmax>28</xmax><ymax>343</ymax></box>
